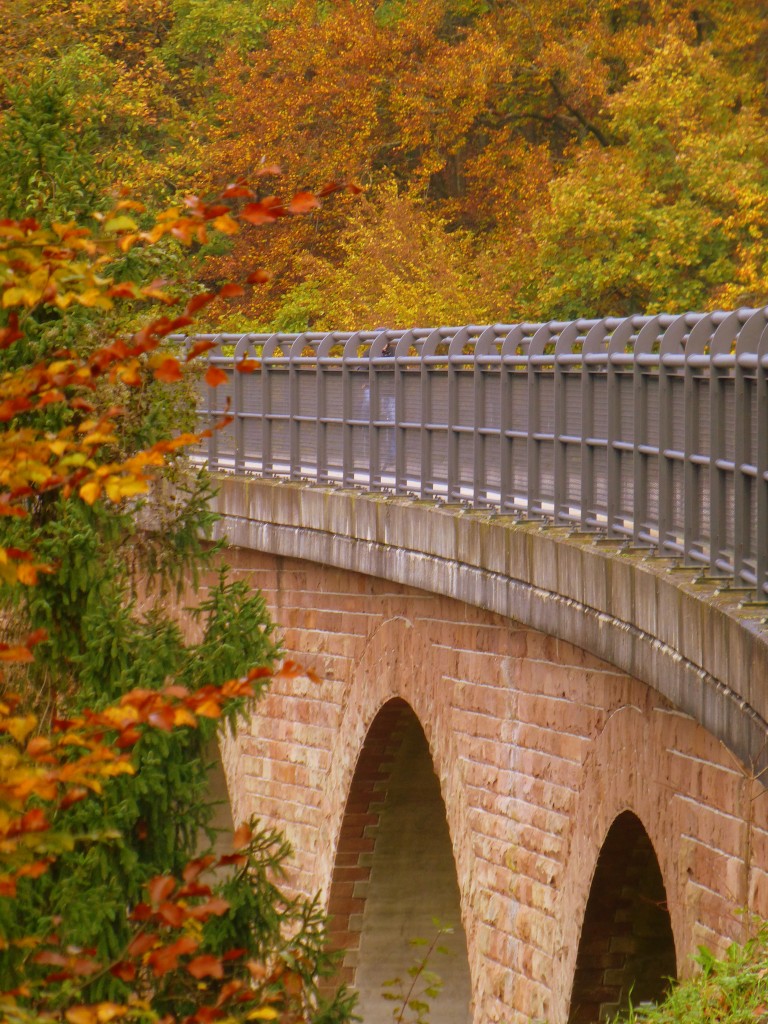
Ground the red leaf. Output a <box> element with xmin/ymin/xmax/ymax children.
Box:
<box><xmin>148</xmin><ymin>874</ymin><xmax>176</xmax><ymax>906</ymax></box>
<box><xmin>246</xmin><ymin>269</ymin><xmax>273</xmax><ymax>284</ymax></box>
<box><xmin>148</xmin><ymin>705</ymin><xmax>176</xmax><ymax>730</ymax></box>
<box><xmin>59</xmin><ymin>787</ymin><xmax>89</xmax><ymax>810</ymax></box>
<box><xmin>185</xmin><ymin>292</ymin><xmax>216</xmax><ymax>316</ymax></box>
<box><xmin>233</xmin><ymin>823</ymin><xmax>252</xmax><ymax>851</ymax></box>
<box><xmin>158</xmin><ymin>901</ymin><xmax>187</xmax><ymax>927</ymax></box>
<box><xmin>153</xmin><ymin>358</ymin><xmax>183</xmax><ymax>384</ymax></box>
<box><xmin>187</xmin><ymin>954</ymin><xmax>224</xmax><ymax>980</ymax></box>
<box><xmin>106</xmin><ymin>283</ymin><xmax>139</xmax><ymax>299</ymax></box>
<box><xmin>0</xmin><ymin>313</ymin><xmax>23</xmax><ymax>349</ymax></box>
<box><xmin>235</xmin><ymin>359</ymin><xmax>261</xmax><ymax>373</ymax></box>
<box><xmin>215</xmin><ymin>853</ymin><xmax>248</xmax><ymax>869</ymax></box>
<box><xmin>287</xmin><ymin>191</ymin><xmax>321</xmax><ymax>214</ymax></box>
<box><xmin>129</xmin><ymin>902</ymin><xmax>153</xmax><ymax>922</ymax></box>
<box><xmin>127</xmin><ymin>932</ymin><xmax>158</xmax><ymax>957</ymax></box>
<box><xmin>205</xmin><ymin>366</ymin><xmax>228</xmax><ymax>388</ymax></box>
<box><xmin>203</xmin><ymin>204</ymin><xmax>230</xmax><ymax>219</ymax></box>
<box><xmin>221</xmin><ymin>183</ymin><xmax>255</xmax><ymax>199</ymax></box>
<box><xmin>115</xmin><ymin>726</ymin><xmax>141</xmax><ymax>748</ymax></box>
<box><xmin>277</xmin><ymin>659</ymin><xmax>304</xmax><ymax>679</ymax></box>
<box><xmin>148</xmin><ymin>936</ymin><xmax>198</xmax><ymax>976</ymax></box>
<box><xmin>316</xmin><ymin>180</ymin><xmax>346</xmax><ymax>197</ymax></box>
<box><xmin>32</xmin><ymin>951</ymin><xmax>68</xmax><ymax>967</ymax></box>
<box><xmin>240</xmin><ymin>197</ymin><xmax>286</xmax><ymax>224</ymax></box>
<box><xmin>218</xmin><ymin>283</ymin><xmax>244</xmax><ymax>298</ymax></box>
<box><xmin>187</xmin><ymin>897</ymin><xmax>230</xmax><ymax>920</ymax></box>
<box><xmin>15</xmin><ymin>860</ymin><xmax>50</xmax><ymax>880</ymax></box>
<box><xmin>186</xmin><ymin>340</ymin><xmax>218</xmax><ymax>361</ymax></box>
<box><xmin>110</xmin><ymin>961</ymin><xmax>137</xmax><ymax>982</ymax></box>
<box><xmin>182</xmin><ymin>856</ymin><xmax>216</xmax><ymax>883</ymax></box>
<box><xmin>19</xmin><ymin>809</ymin><xmax>49</xmax><ymax>834</ymax></box>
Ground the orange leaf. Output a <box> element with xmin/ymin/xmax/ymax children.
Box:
<box><xmin>233</xmin><ymin>823</ymin><xmax>252</xmax><ymax>851</ymax></box>
<box><xmin>153</xmin><ymin>358</ymin><xmax>183</xmax><ymax>384</ymax></box>
<box><xmin>148</xmin><ymin>874</ymin><xmax>176</xmax><ymax>906</ymax></box>
<box><xmin>16</xmin><ymin>563</ymin><xmax>39</xmax><ymax>586</ymax></box>
<box><xmin>158</xmin><ymin>901</ymin><xmax>186</xmax><ymax>927</ymax></box>
<box><xmin>240</xmin><ymin>199</ymin><xmax>285</xmax><ymax>225</ymax></box>
<box><xmin>246</xmin><ymin>269</ymin><xmax>273</xmax><ymax>284</ymax></box>
<box><xmin>187</xmin><ymin>954</ymin><xmax>224</xmax><ymax>980</ymax></box>
<box><xmin>182</xmin><ymin>856</ymin><xmax>216</xmax><ymax>883</ymax></box>
<box><xmin>235</xmin><ymin>359</ymin><xmax>261</xmax><ymax>373</ymax></box>
<box><xmin>187</xmin><ymin>897</ymin><xmax>230</xmax><ymax>920</ymax></box>
<box><xmin>186</xmin><ymin>340</ymin><xmax>218</xmax><ymax>361</ymax></box>
<box><xmin>79</xmin><ymin>481</ymin><xmax>102</xmax><ymax>506</ymax></box>
<box><xmin>65</xmin><ymin>1006</ymin><xmax>97</xmax><ymax>1024</ymax></box>
<box><xmin>287</xmin><ymin>191</ymin><xmax>321</xmax><ymax>214</ymax></box>
<box><xmin>127</xmin><ymin>932</ymin><xmax>158</xmax><ymax>957</ymax></box>
<box><xmin>185</xmin><ymin>292</ymin><xmax>216</xmax><ymax>316</ymax></box>
<box><xmin>148</xmin><ymin>705</ymin><xmax>176</xmax><ymax>731</ymax></box>
<box><xmin>205</xmin><ymin>366</ymin><xmax>228</xmax><ymax>388</ymax></box>
<box><xmin>221</xmin><ymin>182</ymin><xmax>255</xmax><ymax>199</ymax></box>
<box><xmin>0</xmin><ymin>646</ymin><xmax>35</xmax><ymax>663</ymax></box>
<box><xmin>277</xmin><ymin>659</ymin><xmax>303</xmax><ymax>679</ymax></box>
<box><xmin>110</xmin><ymin>962</ymin><xmax>136</xmax><ymax>982</ymax></box>
<box><xmin>148</xmin><ymin>936</ymin><xmax>198</xmax><ymax>976</ymax></box>
<box><xmin>218</xmin><ymin>283</ymin><xmax>244</xmax><ymax>298</ymax></box>
<box><xmin>0</xmin><ymin>313</ymin><xmax>23</xmax><ymax>349</ymax></box>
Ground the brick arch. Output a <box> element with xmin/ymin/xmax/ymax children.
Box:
<box><xmin>316</xmin><ymin>612</ymin><xmax>481</xmax><ymax>959</ymax></box>
<box><xmin>567</xmin><ymin>810</ymin><xmax>677</xmax><ymax>1023</ymax></box>
<box><xmin>550</xmin><ymin>706</ymin><xmax>680</xmax><ymax>1023</ymax></box>
<box><xmin>325</xmin><ymin>698</ymin><xmax>472</xmax><ymax>1023</ymax></box>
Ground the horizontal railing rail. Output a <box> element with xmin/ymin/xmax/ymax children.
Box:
<box><xmin>176</xmin><ymin>306</ymin><xmax>768</xmax><ymax>599</ymax></box>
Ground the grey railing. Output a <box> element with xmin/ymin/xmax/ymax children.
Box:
<box><xmin>181</xmin><ymin>307</ymin><xmax>768</xmax><ymax>598</ymax></box>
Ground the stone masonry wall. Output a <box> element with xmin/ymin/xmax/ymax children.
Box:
<box><xmin>208</xmin><ymin>547</ymin><xmax>768</xmax><ymax>1024</ymax></box>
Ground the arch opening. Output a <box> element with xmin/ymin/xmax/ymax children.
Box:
<box><xmin>326</xmin><ymin>699</ymin><xmax>471</xmax><ymax>1023</ymax></box>
<box><xmin>568</xmin><ymin>811</ymin><xmax>677</xmax><ymax>1024</ymax></box>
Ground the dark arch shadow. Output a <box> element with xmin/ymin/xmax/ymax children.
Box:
<box><xmin>325</xmin><ymin>698</ymin><xmax>471</xmax><ymax>1023</ymax></box>
<box><xmin>568</xmin><ymin>811</ymin><xmax>677</xmax><ymax>1024</ymax></box>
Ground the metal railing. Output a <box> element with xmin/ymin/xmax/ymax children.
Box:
<box><xmin>179</xmin><ymin>307</ymin><xmax>768</xmax><ymax>598</ymax></box>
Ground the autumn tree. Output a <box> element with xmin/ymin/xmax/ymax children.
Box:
<box><xmin>5</xmin><ymin>0</ymin><xmax>768</xmax><ymax>327</ymax></box>
<box><xmin>0</xmin><ymin>192</ymin><xmax>356</xmax><ymax>1023</ymax></box>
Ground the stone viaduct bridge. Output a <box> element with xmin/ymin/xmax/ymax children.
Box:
<box><xmin>184</xmin><ymin>308</ymin><xmax>768</xmax><ymax>1024</ymax></box>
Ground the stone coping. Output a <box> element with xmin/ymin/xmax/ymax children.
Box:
<box><xmin>210</xmin><ymin>475</ymin><xmax>768</xmax><ymax>777</ymax></box>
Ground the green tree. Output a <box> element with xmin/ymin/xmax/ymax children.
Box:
<box><xmin>0</xmin><ymin>197</ymin><xmax>356</xmax><ymax>1023</ymax></box>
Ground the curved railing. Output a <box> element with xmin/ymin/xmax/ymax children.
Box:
<box><xmin>180</xmin><ymin>307</ymin><xmax>768</xmax><ymax>597</ymax></box>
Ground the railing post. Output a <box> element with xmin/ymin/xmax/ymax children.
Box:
<box><xmin>758</xmin><ymin>323</ymin><xmax>768</xmax><ymax>598</ymax></box>
<box><xmin>733</xmin><ymin>311</ymin><xmax>765</xmax><ymax>586</ymax></box>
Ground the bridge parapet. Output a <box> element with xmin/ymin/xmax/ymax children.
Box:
<box><xmin>184</xmin><ymin>306</ymin><xmax>768</xmax><ymax>597</ymax></box>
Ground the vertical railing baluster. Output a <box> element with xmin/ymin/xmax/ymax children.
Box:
<box><xmin>288</xmin><ymin>334</ymin><xmax>305</xmax><ymax>482</ymax></box>
<box><xmin>734</xmin><ymin>311</ymin><xmax>765</xmax><ymax>587</ymax></box>
<box><xmin>553</xmin><ymin>321</ymin><xmax>584</xmax><ymax>526</ymax></box>
<box><xmin>232</xmin><ymin>335</ymin><xmax>248</xmax><ymax>475</ymax></box>
<box><xmin>527</xmin><ymin>324</ymin><xmax>551</xmax><ymax>518</ymax></box>
<box><xmin>394</xmin><ymin>332</ymin><xmax>407</xmax><ymax>495</ymax></box>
